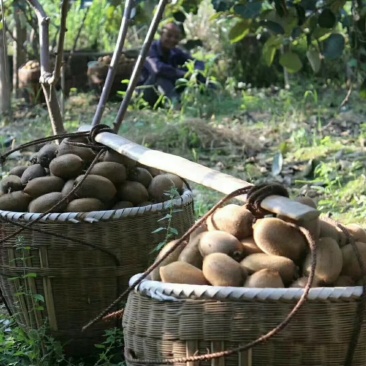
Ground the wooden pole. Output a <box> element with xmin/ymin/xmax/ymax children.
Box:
<box><xmin>79</xmin><ymin>126</ymin><xmax>319</xmax><ymax>222</ymax></box>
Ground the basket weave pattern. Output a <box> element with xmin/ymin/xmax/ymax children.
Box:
<box><xmin>123</xmin><ymin>276</ymin><xmax>366</xmax><ymax>366</ymax></box>
<box><xmin>0</xmin><ymin>191</ymin><xmax>195</xmax><ymax>357</ymax></box>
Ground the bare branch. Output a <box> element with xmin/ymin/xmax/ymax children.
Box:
<box><xmin>53</xmin><ymin>0</ymin><xmax>69</xmax><ymax>83</ymax></box>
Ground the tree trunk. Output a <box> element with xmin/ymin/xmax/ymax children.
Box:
<box><xmin>13</xmin><ymin>3</ymin><xmax>27</xmax><ymax>97</ymax></box>
<box><xmin>0</xmin><ymin>23</ymin><xmax>11</xmax><ymax>116</ymax></box>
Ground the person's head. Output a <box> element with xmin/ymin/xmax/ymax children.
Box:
<box><xmin>160</xmin><ymin>23</ymin><xmax>182</xmax><ymax>51</ymax></box>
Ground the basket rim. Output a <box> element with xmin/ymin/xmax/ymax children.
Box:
<box><xmin>129</xmin><ymin>273</ymin><xmax>364</xmax><ymax>302</ymax></box>
<box><xmin>0</xmin><ymin>189</ymin><xmax>193</xmax><ymax>223</ymax></box>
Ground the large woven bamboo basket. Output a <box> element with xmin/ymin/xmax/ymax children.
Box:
<box><xmin>0</xmin><ymin>191</ymin><xmax>195</xmax><ymax>358</ymax></box>
<box><xmin>123</xmin><ymin>273</ymin><xmax>366</xmax><ymax>366</ymax></box>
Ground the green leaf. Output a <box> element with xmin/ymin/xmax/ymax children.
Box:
<box><xmin>33</xmin><ymin>294</ymin><xmax>44</xmax><ymax>303</ymax></box>
<box><xmin>23</xmin><ymin>273</ymin><xmax>37</xmax><ymax>279</ymax></box>
<box><xmin>306</xmin><ymin>48</ymin><xmax>322</xmax><ymax>73</ymax></box>
<box><xmin>323</xmin><ymin>33</ymin><xmax>345</xmax><ymax>60</ymax></box>
<box><xmin>279</xmin><ymin>52</ymin><xmax>302</xmax><ymax>73</ymax></box>
<box><xmin>151</xmin><ymin>227</ymin><xmax>166</xmax><ymax>234</ymax></box>
<box><xmin>173</xmin><ymin>11</ymin><xmax>186</xmax><ymax>23</ymax></box>
<box><xmin>318</xmin><ymin>8</ymin><xmax>336</xmax><ymax>28</ymax></box>
<box><xmin>259</xmin><ymin>20</ymin><xmax>285</xmax><ymax>34</ymax></box>
<box><xmin>228</xmin><ymin>20</ymin><xmax>250</xmax><ymax>44</ymax></box>
<box><xmin>233</xmin><ymin>1</ymin><xmax>262</xmax><ymax>19</ymax></box>
<box><xmin>262</xmin><ymin>37</ymin><xmax>281</xmax><ymax>66</ymax></box>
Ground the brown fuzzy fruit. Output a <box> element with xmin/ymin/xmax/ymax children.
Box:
<box><xmin>253</xmin><ymin>218</ymin><xmax>307</xmax><ymax>262</ymax></box>
<box><xmin>57</xmin><ymin>137</ymin><xmax>96</xmax><ymax>164</ymax></box>
<box><xmin>160</xmin><ymin>261</ymin><xmax>208</xmax><ymax>285</ymax></box>
<box><xmin>303</xmin><ymin>237</ymin><xmax>343</xmax><ymax>285</ymax></box>
<box><xmin>334</xmin><ymin>275</ymin><xmax>355</xmax><ymax>287</ymax></box>
<box><xmin>244</xmin><ymin>269</ymin><xmax>284</xmax><ymax>288</ymax></box>
<box><xmin>150</xmin><ymin>239</ymin><xmax>187</xmax><ymax>281</ymax></box>
<box><xmin>240</xmin><ymin>253</ymin><xmax>297</xmax><ymax>285</ymax></box>
<box><xmin>103</xmin><ymin>150</ymin><xmax>136</xmax><ymax>168</ymax></box>
<box><xmin>178</xmin><ymin>233</ymin><xmax>204</xmax><ymax>269</ymax></box>
<box><xmin>37</xmin><ymin>143</ymin><xmax>58</xmax><ymax>168</ymax></box>
<box><xmin>202</xmin><ymin>253</ymin><xmax>245</xmax><ymax>287</ymax></box>
<box><xmin>24</xmin><ymin>176</ymin><xmax>65</xmax><ymax>198</ymax></box>
<box><xmin>198</xmin><ymin>230</ymin><xmax>244</xmax><ymax>260</ymax></box>
<box><xmin>66</xmin><ymin>198</ymin><xmax>105</xmax><ymax>212</ymax></box>
<box><xmin>112</xmin><ymin>201</ymin><xmax>134</xmax><ymax>210</ymax></box>
<box><xmin>61</xmin><ymin>179</ymin><xmax>77</xmax><ymax>201</ymax></box>
<box><xmin>49</xmin><ymin>154</ymin><xmax>84</xmax><ymax>180</ymax></box>
<box><xmin>148</xmin><ymin>173</ymin><xmax>184</xmax><ymax>202</ymax></box>
<box><xmin>8</xmin><ymin>166</ymin><xmax>27</xmax><ymax>178</ymax></box>
<box><xmin>345</xmin><ymin>223</ymin><xmax>366</xmax><ymax>243</ymax></box>
<box><xmin>206</xmin><ymin>204</ymin><xmax>254</xmax><ymax>240</ymax></box>
<box><xmin>29</xmin><ymin>192</ymin><xmax>67</xmax><ymax>213</ymax></box>
<box><xmin>319</xmin><ymin>218</ymin><xmax>347</xmax><ymax>247</ymax></box>
<box><xmin>1</xmin><ymin>175</ymin><xmax>23</xmax><ymax>193</ymax></box>
<box><xmin>89</xmin><ymin>162</ymin><xmax>126</xmax><ymax>186</ymax></box>
<box><xmin>295</xmin><ymin>196</ymin><xmax>317</xmax><ymax>209</ymax></box>
<box><xmin>74</xmin><ymin>174</ymin><xmax>117</xmax><ymax>202</ymax></box>
<box><xmin>0</xmin><ymin>191</ymin><xmax>32</xmax><ymax>212</ymax></box>
<box><xmin>21</xmin><ymin>164</ymin><xmax>46</xmax><ymax>184</ymax></box>
<box><xmin>128</xmin><ymin>167</ymin><xmax>153</xmax><ymax>188</ymax></box>
<box><xmin>189</xmin><ymin>223</ymin><xmax>207</xmax><ymax>242</ymax></box>
<box><xmin>289</xmin><ymin>276</ymin><xmax>320</xmax><ymax>288</ymax></box>
<box><xmin>341</xmin><ymin>242</ymin><xmax>366</xmax><ymax>281</ymax></box>
<box><xmin>241</xmin><ymin>237</ymin><xmax>263</xmax><ymax>255</ymax></box>
<box><xmin>117</xmin><ymin>181</ymin><xmax>149</xmax><ymax>205</ymax></box>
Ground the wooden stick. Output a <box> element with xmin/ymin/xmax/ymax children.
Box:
<box><xmin>80</xmin><ymin>126</ymin><xmax>320</xmax><ymax>221</ymax></box>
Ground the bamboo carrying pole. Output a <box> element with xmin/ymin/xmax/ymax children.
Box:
<box><xmin>80</xmin><ymin>126</ymin><xmax>319</xmax><ymax>222</ymax></box>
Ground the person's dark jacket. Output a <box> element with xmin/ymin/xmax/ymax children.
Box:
<box><xmin>141</xmin><ymin>40</ymin><xmax>205</xmax><ymax>83</ymax></box>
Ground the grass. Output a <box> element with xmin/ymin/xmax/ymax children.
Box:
<box><xmin>1</xmin><ymin>79</ymin><xmax>366</xmax><ymax>364</ymax></box>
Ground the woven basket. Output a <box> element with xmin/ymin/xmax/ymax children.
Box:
<box><xmin>123</xmin><ymin>273</ymin><xmax>366</xmax><ymax>366</ymax></box>
<box><xmin>0</xmin><ymin>191</ymin><xmax>195</xmax><ymax>358</ymax></box>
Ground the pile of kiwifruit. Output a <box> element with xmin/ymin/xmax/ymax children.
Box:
<box><xmin>21</xmin><ymin>60</ymin><xmax>40</xmax><ymax>71</ymax></box>
<box><xmin>97</xmin><ymin>54</ymin><xmax>135</xmax><ymax>67</ymax></box>
<box><xmin>0</xmin><ymin>136</ymin><xmax>184</xmax><ymax>213</ymax></box>
<box><xmin>151</xmin><ymin>196</ymin><xmax>366</xmax><ymax>288</ymax></box>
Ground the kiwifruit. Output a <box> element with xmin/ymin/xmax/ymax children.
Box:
<box><xmin>103</xmin><ymin>150</ymin><xmax>136</xmax><ymax>169</ymax></box>
<box><xmin>49</xmin><ymin>154</ymin><xmax>84</xmax><ymax>179</ymax></box>
<box><xmin>21</xmin><ymin>164</ymin><xmax>46</xmax><ymax>184</ymax></box>
<box><xmin>319</xmin><ymin>218</ymin><xmax>347</xmax><ymax>247</ymax></box>
<box><xmin>89</xmin><ymin>162</ymin><xmax>127</xmax><ymax>186</ymax></box>
<box><xmin>116</xmin><ymin>181</ymin><xmax>149</xmax><ymax>205</ymax></box>
<box><xmin>28</xmin><ymin>192</ymin><xmax>67</xmax><ymax>213</ymax></box>
<box><xmin>189</xmin><ymin>223</ymin><xmax>207</xmax><ymax>242</ymax></box>
<box><xmin>295</xmin><ymin>196</ymin><xmax>317</xmax><ymax>209</ymax></box>
<box><xmin>202</xmin><ymin>252</ymin><xmax>245</xmax><ymax>287</ymax></box>
<box><xmin>1</xmin><ymin>175</ymin><xmax>23</xmax><ymax>193</ymax></box>
<box><xmin>36</xmin><ymin>143</ymin><xmax>58</xmax><ymax>168</ymax></box>
<box><xmin>206</xmin><ymin>204</ymin><xmax>254</xmax><ymax>240</ymax></box>
<box><xmin>112</xmin><ymin>201</ymin><xmax>134</xmax><ymax>210</ymax></box>
<box><xmin>345</xmin><ymin>223</ymin><xmax>366</xmax><ymax>243</ymax></box>
<box><xmin>244</xmin><ymin>269</ymin><xmax>284</xmax><ymax>288</ymax></box>
<box><xmin>66</xmin><ymin>198</ymin><xmax>105</xmax><ymax>212</ymax></box>
<box><xmin>334</xmin><ymin>275</ymin><xmax>355</xmax><ymax>287</ymax></box>
<box><xmin>160</xmin><ymin>261</ymin><xmax>208</xmax><ymax>285</ymax></box>
<box><xmin>241</xmin><ymin>237</ymin><xmax>263</xmax><ymax>255</ymax></box>
<box><xmin>178</xmin><ymin>233</ymin><xmax>204</xmax><ymax>269</ymax></box>
<box><xmin>61</xmin><ymin>179</ymin><xmax>76</xmax><ymax>200</ymax></box>
<box><xmin>150</xmin><ymin>239</ymin><xmax>187</xmax><ymax>281</ymax></box>
<box><xmin>198</xmin><ymin>230</ymin><xmax>244</xmax><ymax>261</ymax></box>
<box><xmin>303</xmin><ymin>237</ymin><xmax>343</xmax><ymax>285</ymax></box>
<box><xmin>145</xmin><ymin>166</ymin><xmax>161</xmax><ymax>177</ymax></box>
<box><xmin>24</xmin><ymin>176</ymin><xmax>65</xmax><ymax>198</ymax></box>
<box><xmin>289</xmin><ymin>276</ymin><xmax>320</xmax><ymax>288</ymax></box>
<box><xmin>139</xmin><ymin>201</ymin><xmax>153</xmax><ymax>207</ymax></box>
<box><xmin>253</xmin><ymin>217</ymin><xmax>307</xmax><ymax>262</ymax></box>
<box><xmin>0</xmin><ymin>191</ymin><xmax>32</xmax><ymax>212</ymax></box>
<box><xmin>8</xmin><ymin>166</ymin><xmax>27</xmax><ymax>177</ymax></box>
<box><xmin>341</xmin><ymin>242</ymin><xmax>366</xmax><ymax>281</ymax></box>
<box><xmin>74</xmin><ymin>174</ymin><xmax>117</xmax><ymax>202</ymax></box>
<box><xmin>148</xmin><ymin>173</ymin><xmax>184</xmax><ymax>202</ymax></box>
<box><xmin>278</xmin><ymin>215</ymin><xmax>321</xmax><ymax>241</ymax></box>
<box><xmin>128</xmin><ymin>167</ymin><xmax>153</xmax><ymax>188</ymax></box>
<box><xmin>57</xmin><ymin>136</ymin><xmax>96</xmax><ymax>163</ymax></box>
<box><xmin>240</xmin><ymin>253</ymin><xmax>297</xmax><ymax>285</ymax></box>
